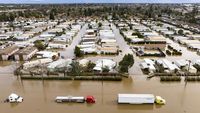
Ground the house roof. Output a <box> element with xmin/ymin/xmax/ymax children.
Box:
<box><xmin>15</xmin><ymin>46</ymin><xmax>37</xmax><ymax>55</ymax></box>
<box><xmin>0</xmin><ymin>45</ymin><xmax>19</xmax><ymax>55</ymax></box>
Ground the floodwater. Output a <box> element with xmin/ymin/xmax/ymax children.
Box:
<box><xmin>0</xmin><ymin>74</ymin><xmax>200</xmax><ymax>113</ymax></box>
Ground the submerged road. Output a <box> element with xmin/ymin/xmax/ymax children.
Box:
<box><xmin>60</xmin><ymin>24</ymin><xmax>88</xmax><ymax>59</ymax></box>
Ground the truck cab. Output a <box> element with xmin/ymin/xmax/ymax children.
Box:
<box><xmin>86</xmin><ymin>96</ymin><xmax>95</xmax><ymax>103</ymax></box>
<box><xmin>155</xmin><ymin>96</ymin><xmax>166</xmax><ymax>105</ymax></box>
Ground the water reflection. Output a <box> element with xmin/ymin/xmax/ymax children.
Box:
<box><xmin>10</xmin><ymin>103</ymin><xmax>19</xmax><ymax>108</ymax></box>
<box><xmin>117</xmin><ymin>104</ymin><xmax>154</xmax><ymax>110</ymax></box>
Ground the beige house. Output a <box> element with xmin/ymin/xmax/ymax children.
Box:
<box><xmin>144</xmin><ymin>36</ymin><xmax>167</xmax><ymax>50</ymax></box>
<box><xmin>14</xmin><ymin>46</ymin><xmax>38</xmax><ymax>61</ymax></box>
<box><xmin>0</xmin><ymin>45</ymin><xmax>19</xmax><ymax>60</ymax></box>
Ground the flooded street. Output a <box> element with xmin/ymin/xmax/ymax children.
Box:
<box><xmin>0</xmin><ymin>74</ymin><xmax>200</xmax><ymax>113</ymax></box>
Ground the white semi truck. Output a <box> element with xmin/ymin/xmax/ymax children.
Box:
<box><xmin>118</xmin><ymin>94</ymin><xmax>165</xmax><ymax>105</ymax></box>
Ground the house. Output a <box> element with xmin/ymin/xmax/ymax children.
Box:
<box><xmin>144</xmin><ymin>35</ymin><xmax>167</xmax><ymax>50</ymax></box>
<box><xmin>172</xmin><ymin>36</ymin><xmax>189</xmax><ymax>42</ymax></box>
<box><xmin>14</xmin><ymin>46</ymin><xmax>38</xmax><ymax>61</ymax></box>
<box><xmin>93</xmin><ymin>59</ymin><xmax>116</xmax><ymax>72</ymax></box>
<box><xmin>156</xmin><ymin>59</ymin><xmax>179</xmax><ymax>73</ymax></box>
<box><xmin>100</xmin><ymin>47</ymin><xmax>118</xmax><ymax>54</ymax></box>
<box><xmin>187</xmin><ymin>43</ymin><xmax>200</xmax><ymax>50</ymax></box>
<box><xmin>71</xmin><ymin>24</ymin><xmax>82</xmax><ymax>31</ymax></box>
<box><xmin>36</xmin><ymin>51</ymin><xmax>59</xmax><ymax>58</ymax></box>
<box><xmin>179</xmin><ymin>39</ymin><xmax>200</xmax><ymax>46</ymax></box>
<box><xmin>174</xmin><ymin>59</ymin><xmax>197</xmax><ymax>73</ymax></box>
<box><xmin>0</xmin><ymin>34</ymin><xmax>10</xmax><ymax>40</ymax></box>
<box><xmin>85</xmin><ymin>29</ymin><xmax>96</xmax><ymax>35</ymax></box>
<box><xmin>47</xmin><ymin>43</ymin><xmax>66</xmax><ymax>49</ymax></box>
<box><xmin>53</xmin><ymin>35</ymin><xmax>72</xmax><ymax>44</ymax></box>
<box><xmin>100</xmin><ymin>38</ymin><xmax>118</xmax><ymax>54</ymax></box>
<box><xmin>14</xmin><ymin>42</ymin><xmax>34</xmax><ymax>48</ymax></box>
<box><xmin>48</xmin><ymin>28</ymin><xmax>63</xmax><ymax>34</ymax></box>
<box><xmin>66</xmin><ymin>32</ymin><xmax>76</xmax><ymax>38</ymax></box>
<box><xmin>79</xmin><ymin>59</ymin><xmax>89</xmax><ymax>67</ymax></box>
<box><xmin>80</xmin><ymin>47</ymin><xmax>97</xmax><ymax>54</ymax></box>
<box><xmin>23</xmin><ymin>25</ymin><xmax>35</xmax><ymax>31</ymax></box>
<box><xmin>47</xmin><ymin>59</ymin><xmax>72</xmax><ymax>72</ymax></box>
<box><xmin>39</xmin><ymin>34</ymin><xmax>55</xmax><ymax>40</ymax></box>
<box><xmin>187</xmin><ymin>34</ymin><xmax>200</xmax><ymax>40</ymax></box>
<box><xmin>15</xmin><ymin>34</ymin><xmax>31</xmax><ymax>41</ymax></box>
<box><xmin>12</xmin><ymin>31</ymin><xmax>23</xmax><ymax>37</ymax></box>
<box><xmin>23</xmin><ymin>58</ymin><xmax>53</xmax><ymax>69</ymax></box>
<box><xmin>194</xmin><ymin>60</ymin><xmax>200</xmax><ymax>66</ymax></box>
<box><xmin>139</xmin><ymin>59</ymin><xmax>156</xmax><ymax>73</ymax></box>
<box><xmin>99</xmin><ymin>30</ymin><xmax>115</xmax><ymax>39</ymax></box>
<box><xmin>0</xmin><ymin>45</ymin><xmax>19</xmax><ymax>60</ymax></box>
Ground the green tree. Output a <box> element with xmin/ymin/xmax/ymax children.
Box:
<box><xmin>119</xmin><ymin>54</ymin><xmax>134</xmax><ymax>73</ymax></box>
<box><xmin>86</xmin><ymin>61</ymin><xmax>96</xmax><ymax>72</ymax></box>
<box><xmin>74</xmin><ymin>46</ymin><xmax>83</xmax><ymax>57</ymax></box>
<box><xmin>70</xmin><ymin>61</ymin><xmax>81</xmax><ymax>76</ymax></box>
<box><xmin>49</xmin><ymin>11</ymin><xmax>55</xmax><ymax>20</ymax></box>
<box><xmin>178</xmin><ymin>29</ymin><xmax>184</xmax><ymax>35</ymax></box>
<box><xmin>102</xmin><ymin>66</ymin><xmax>110</xmax><ymax>73</ymax></box>
<box><xmin>34</xmin><ymin>40</ymin><xmax>46</xmax><ymax>50</ymax></box>
<box><xmin>98</xmin><ymin>22</ymin><xmax>102</xmax><ymax>28</ymax></box>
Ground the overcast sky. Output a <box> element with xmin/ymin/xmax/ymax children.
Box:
<box><xmin>0</xmin><ymin>0</ymin><xmax>200</xmax><ymax>4</ymax></box>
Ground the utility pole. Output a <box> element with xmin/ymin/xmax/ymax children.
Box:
<box><xmin>185</xmin><ymin>60</ymin><xmax>191</xmax><ymax>87</ymax></box>
<box><xmin>101</xmin><ymin>60</ymin><xmax>104</xmax><ymax>104</ymax></box>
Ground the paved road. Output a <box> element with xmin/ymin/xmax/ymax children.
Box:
<box><xmin>111</xmin><ymin>24</ymin><xmax>144</xmax><ymax>75</ymax></box>
<box><xmin>111</xmin><ymin>24</ymin><xmax>132</xmax><ymax>55</ymax></box>
<box><xmin>60</xmin><ymin>24</ymin><xmax>88</xmax><ymax>59</ymax></box>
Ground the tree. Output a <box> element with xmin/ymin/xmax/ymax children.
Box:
<box><xmin>70</xmin><ymin>61</ymin><xmax>81</xmax><ymax>76</ymax></box>
<box><xmin>102</xmin><ymin>66</ymin><xmax>110</xmax><ymax>73</ymax></box>
<box><xmin>74</xmin><ymin>46</ymin><xmax>83</xmax><ymax>57</ymax></box>
<box><xmin>132</xmin><ymin>32</ymin><xmax>144</xmax><ymax>38</ymax></box>
<box><xmin>98</xmin><ymin>22</ymin><xmax>102</xmax><ymax>28</ymax></box>
<box><xmin>86</xmin><ymin>61</ymin><xmax>96</xmax><ymax>72</ymax></box>
<box><xmin>34</xmin><ymin>40</ymin><xmax>46</xmax><ymax>50</ymax></box>
<box><xmin>178</xmin><ymin>29</ymin><xmax>184</xmax><ymax>35</ymax></box>
<box><xmin>119</xmin><ymin>54</ymin><xmax>134</xmax><ymax>73</ymax></box>
<box><xmin>9</xmin><ymin>13</ymin><xmax>15</xmax><ymax>21</ymax></box>
<box><xmin>52</xmin><ymin>55</ymin><xmax>58</xmax><ymax>61</ymax></box>
<box><xmin>49</xmin><ymin>11</ymin><xmax>55</xmax><ymax>20</ymax></box>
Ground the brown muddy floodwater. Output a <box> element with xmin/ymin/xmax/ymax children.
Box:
<box><xmin>0</xmin><ymin>74</ymin><xmax>200</xmax><ymax>113</ymax></box>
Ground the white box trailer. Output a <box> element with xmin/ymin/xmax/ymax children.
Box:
<box><xmin>118</xmin><ymin>94</ymin><xmax>155</xmax><ymax>104</ymax></box>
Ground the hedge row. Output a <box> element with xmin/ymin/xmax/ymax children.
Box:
<box><xmin>160</xmin><ymin>76</ymin><xmax>181</xmax><ymax>81</ymax></box>
<box><xmin>21</xmin><ymin>76</ymin><xmax>122</xmax><ymax>81</ymax></box>
<box><xmin>185</xmin><ymin>77</ymin><xmax>200</xmax><ymax>81</ymax></box>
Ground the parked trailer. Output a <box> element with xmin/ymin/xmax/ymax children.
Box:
<box><xmin>118</xmin><ymin>94</ymin><xmax>165</xmax><ymax>105</ymax></box>
<box><xmin>118</xmin><ymin>94</ymin><xmax>155</xmax><ymax>104</ymax></box>
<box><xmin>55</xmin><ymin>96</ymin><xmax>95</xmax><ymax>103</ymax></box>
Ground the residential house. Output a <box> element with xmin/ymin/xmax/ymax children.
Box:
<box><xmin>0</xmin><ymin>45</ymin><xmax>19</xmax><ymax>60</ymax></box>
<box><xmin>14</xmin><ymin>46</ymin><xmax>38</xmax><ymax>61</ymax></box>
